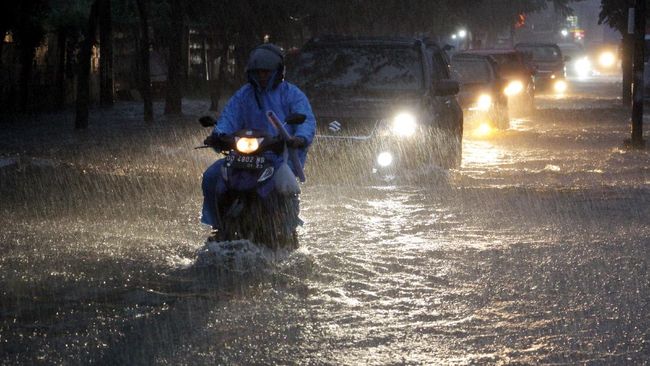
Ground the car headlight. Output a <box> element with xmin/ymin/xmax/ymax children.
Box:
<box><xmin>235</xmin><ymin>137</ymin><xmax>262</xmax><ymax>153</ymax></box>
<box><xmin>475</xmin><ymin>122</ymin><xmax>494</xmax><ymax>137</ymax></box>
<box><xmin>504</xmin><ymin>80</ymin><xmax>524</xmax><ymax>96</ymax></box>
<box><xmin>376</xmin><ymin>152</ymin><xmax>394</xmax><ymax>167</ymax></box>
<box><xmin>553</xmin><ymin>80</ymin><xmax>567</xmax><ymax>93</ymax></box>
<box><xmin>599</xmin><ymin>51</ymin><xmax>615</xmax><ymax>68</ymax></box>
<box><xmin>472</xmin><ymin>94</ymin><xmax>492</xmax><ymax>111</ymax></box>
<box><xmin>574</xmin><ymin>57</ymin><xmax>591</xmax><ymax>77</ymax></box>
<box><xmin>391</xmin><ymin>112</ymin><xmax>417</xmax><ymax>137</ymax></box>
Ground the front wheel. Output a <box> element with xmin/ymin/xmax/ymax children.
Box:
<box><xmin>433</xmin><ymin>128</ymin><xmax>462</xmax><ymax>169</ymax></box>
<box><xmin>218</xmin><ymin>193</ymin><xmax>300</xmax><ymax>249</ymax></box>
<box><xmin>491</xmin><ymin>104</ymin><xmax>510</xmax><ymax>130</ymax></box>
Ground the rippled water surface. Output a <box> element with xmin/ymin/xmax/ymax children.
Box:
<box><xmin>1</xmin><ymin>78</ymin><xmax>649</xmax><ymax>364</ymax></box>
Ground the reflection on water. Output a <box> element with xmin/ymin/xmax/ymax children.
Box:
<box><xmin>462</xmin><ymin>140</ymin><xmax>504</xmax><ymax>167</ymax></box>
<box><xmin>469</xmin><ymin>122</ymin><xmax>495</xmax><ymax>138</ymax></box>
<box><xmin>1</xmin><ymin>81</ymin><xmax>649</xmax><ymax>364</ymax></box>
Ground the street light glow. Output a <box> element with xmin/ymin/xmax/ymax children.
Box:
<box><xmin>458</xmin><ymin>29</ymin><xmax>467</xmax><ymax>38</ymax></box>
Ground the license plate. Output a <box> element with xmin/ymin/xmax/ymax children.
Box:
<box><xmin>225</xmin><ymin>154</ymin><xmax>266</xmax><ymax>169</ymax></box>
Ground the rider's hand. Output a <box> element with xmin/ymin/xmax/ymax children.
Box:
<box><xmin>286</xmin><ymin>136</ymin><xmax>307</xmax><ymax>148</ymax></box>
<box><xmin>203</xmin><ymin>135</ymin><xmax>216</xmax><ymax>147</ymax></box>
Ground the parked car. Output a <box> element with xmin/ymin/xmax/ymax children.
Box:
<box><xmin>451</xmin><ymin>53</ymin><xmax>509</xmax><ymax>129</ymax></box>
<box><xmin>286</xmin><ymin>36</ymin><xmax>463</xmax><ymax>175</ymax></box>
<box><xmin>515</xmin><ymin>42</ymin><xmax>568</xmax><ymax>93</ymax></box>
<box><xmin>453</xmin><ymin>49</ymin><xmax>535</xmax><ymax>114</ymax></box>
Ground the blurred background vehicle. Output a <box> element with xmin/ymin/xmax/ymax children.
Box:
<box><xmin>451</xmin><ymin>53</ymin><xmax>509</xmax><ymax>130</ymax></box>
<box><xmin>461</xmin><ymin>49</ymin><xmax>535</xmax><ymax>115</ymax></box>
<box><xmin>558</xmin><ymin>42</ymin><xmax>592</xmax><ymax>78</ymax></box>
<box><xmin>515</xmin><ymin>42</ymin><xmax>568</xmax><ymax>94</ymax></box>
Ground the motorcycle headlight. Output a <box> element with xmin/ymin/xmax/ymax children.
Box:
<box><xmin>504</xmin><ymin>80</ymin><xmax>524</xmax><ymax>96</ymax></box>
<box><xmin>391</xmin><ymin>112</ymin><xmax>417</xmax><ymax>137</ymax></box>
<box><xmin>235</xmin><ymin>137</ymin><xmax>262</xmax><ymax>154</ymax></box>
<box><xmin>473</xmin><ymin>94</ymin><xmax>492</xmax><ymax>111</ymax></box>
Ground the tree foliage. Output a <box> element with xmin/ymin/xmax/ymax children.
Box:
<box><xmin>3</xmin><ymin>0</ymin><xmax>586</xmax><ymax>116</ymax></box>
<box><xmin>599</xmin><ymin>0</ymin><xmax>650</xmax><ymax>34</ymax></box>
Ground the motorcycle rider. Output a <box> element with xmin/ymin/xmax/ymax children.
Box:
<box><xmin>201</xmin><ymin>43</ymin><xmax>316</xmax><ymax>238</ymax></box>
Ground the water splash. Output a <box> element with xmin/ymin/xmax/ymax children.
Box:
<box><xmin>193</xmin><ymin>239</ymin><xmax>294</xmax><ymax>274</ymax></box>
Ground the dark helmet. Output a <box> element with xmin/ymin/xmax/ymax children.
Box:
<box><xmin>246</xmin><ymin>43</ymin><xmax>285</xmax><ymax>88</ymax></box>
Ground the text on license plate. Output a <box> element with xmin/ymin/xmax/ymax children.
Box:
<box><xmin>226</xmin><ymin>154</ymin><xmax>266</xmax><ymax>169</ymax></box>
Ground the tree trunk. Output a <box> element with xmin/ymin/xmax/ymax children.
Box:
<box><xmin>0</xmin><ymin>27</ymin><xmax>6</xmax><ymax>112</ymax></box>
<box><xmin>56</xmin><ymin>28</ymin><xmax>67</xmax><ymax>109</ymax></box>
<box><xmin>0</xmin><ymin>26</ymin><xmax>5</xmax><ymax>68</ymax></box>
<box><xmin>164</xmin><ymin>0</ymin><xmax>183</xmax><ymax>115</ymax></box>
<box><xmin>182</xmin><ymin>25</ymin><xmax>189</xmax><ymax>84</ymax></box>
<box><xmin>136</xmin><ymin>0</ymin><xmax>153</xmax><ymax>123</ymax></box>
<box><xmin>234</xmin><ymin>33</ymin><xmax>255</xmax><ymax>85</ymax></box>
<box><xmin>622</xmin><ymin>33</ymin><xmax>633</xmax><ymax>106</ymax></box>
<box><xmin>18</xmin><ymin>43</ymin><xmax>35</xmax><ymax>112</ymax></box>
<box><xmin>99</xmin><ymin>0</ymin><xmax>114</xmax><ymax>107</ymax></box>
<box><xmin>630</xmin><ymin>0</ymin><xmax>646</xmax><ymax>146</ymax></box>
<box><xmin>75</xmin><ymin>0</ymin><xmax>99</xmax><ymax>129</ymax></box>
<box><xmin>210</xmin><ymin>42</ymin><xmax>228</xmax><ymax>112</ymax></box>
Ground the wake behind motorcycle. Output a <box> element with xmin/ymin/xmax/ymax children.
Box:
<box><xmin>198</xmin><ymin>113</ymin><xmax>306</xmax><ymax>249</ymax></box>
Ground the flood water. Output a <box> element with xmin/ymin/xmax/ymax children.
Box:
<box><xmin>1</xmin><ymin>77</ymin><xmax>649</xmax><ymax>364</ymax></box>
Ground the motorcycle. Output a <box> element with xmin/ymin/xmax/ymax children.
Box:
<box><xmin>198</xmin><ymin>113</ymin><xmax>306</xmax><ymax>249</ymax></box>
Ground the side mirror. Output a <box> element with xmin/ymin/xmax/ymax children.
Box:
<box><xmin>199</xmin><ymin>116</ymin><xmax>216</xmax><ymax>127</ymax></box>
<box><xmin>564</xmin><ymin>55</ymin><xmax>572</xmax><ymax>62</ymax></box>
<box><xmin>285</xmin><ymin>113</ymin><xmax>307</xmax><ymax>125</ymax></box>
<box><xmin>434</xmin><ymin>79</ymin><xmax>459</xmax><ymax>96</ymax></box>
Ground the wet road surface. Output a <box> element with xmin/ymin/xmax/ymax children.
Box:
<box><xmin>1</xmin><ymin>76</ymin><xmax>649</xmax><ymax>364</ymax></box>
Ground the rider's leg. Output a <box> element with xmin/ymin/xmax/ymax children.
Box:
<box><xmin>201</xmin><ymin>159</ymin><xmax>226</xmax><ymax>228</ymax></box>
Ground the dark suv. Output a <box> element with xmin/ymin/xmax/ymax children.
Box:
<box><xmin>286</xmin><ymin>36</ymin><xmax>463</xmax><ymax>176</ymax></box>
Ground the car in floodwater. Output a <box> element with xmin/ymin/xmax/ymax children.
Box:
<box><xmin>558</xmin><ymin>42</ymin><xmax>592</xmax><ymax>78</ymax></box>
<box><xmin>286</xmin><ymin>36</ymin><xmax>463</xmax><ymax>175</ymax></box>
<box><xmin>451</xmin><ymin>52</ymin><xmax>509</xmax><ymax>129</ymax></box>
<box><xmin>459</xmin><ymin>49</ymin><xmax>536</xmax><ymax>114</ymax></box>
<box><xmin>515</xmin><ymin>42</ymin><xmax>568</xmax><ymax>94</ymax></box>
